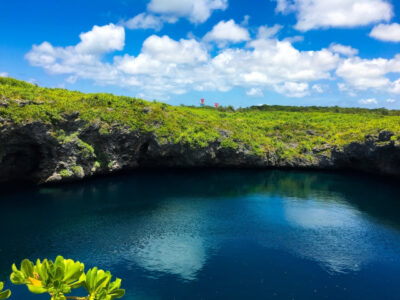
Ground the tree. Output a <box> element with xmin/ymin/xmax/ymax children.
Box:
<box><xmin>10</xmin><ymin>256</ymin><xmax>125</xmax><ymax>300</ymax></box>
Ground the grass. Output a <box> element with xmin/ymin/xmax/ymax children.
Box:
<box><xmin>1</xmin><ymin>77</ymin><xmax>400</xmax><ymax>162</ymax></box>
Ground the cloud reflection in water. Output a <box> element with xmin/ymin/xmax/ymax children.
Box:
<box><xmin>132</xmin><ymin>234</ymin><xmax>206</xmax><ymax>280</ymax></box>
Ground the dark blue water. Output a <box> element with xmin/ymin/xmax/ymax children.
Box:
<box><xmin>1</xmin><ymin>170</ymin><xmax>400</xmax><ymax>300</ymax></box>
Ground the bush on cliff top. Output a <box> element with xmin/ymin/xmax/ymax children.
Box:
<box><xmin>1</xmin><ymin>77</ymin><xmax>400</xmax><ymax>161</ymax></box>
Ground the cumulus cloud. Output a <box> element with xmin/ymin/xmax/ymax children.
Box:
<box><xmin>275</xmin><ymin>0</ymin><xmax>393</xmax><ymax>31</ymax></box>
<box><xmin>123</xmin><ymin>0</ymin><xmax>228</xmax><ymax>32</ymax></box>
<box><xmin>203</xmin><ymin>20</ymin><xmax>250</xmax><ymax>47</ymax></box>
<box><xmin>387</xmin><ymin>98</ymin><xmax>396</xmax><ymax>103</ymax></box>
<box><xmin>0</xmin><ymin>72</ymin><xmax>8</xmax><ymax>77</ymax></box>
<box><xmin>147</xmin><ymin>0</ymin><xmax>228</xmax><ymax>24</ymax></box>
<box><xmin>26</xmin><ymin>23</ymin><xmax>124</xmax><ymax>76</ymax></box>
<box><xmin>32</xmin><ymin>21</ymin><xmax>400</xmax><ymax>100</ymax></box>
<box><xmin>75</xmin><ymin>24</ymin><xmax>125</xmax><ymax>54</ymax></box>
<box><xmin>26</xmin><ymin>22</ymin><xmax>343</xmax><ymax>98</ymax></box>
<box><xmin>358</xmin><ymin>98</ymin><xmax>378</xmax><ymax>105</ymax></box>
<box><xmin>115</xmin><ymin>35</ymin><xmax>209</xmax><ymax>72</ymax></box>
<box><xmin>25</xmin><ymin>24</ymin><xmax>124</xmax><ymax>83</ymax></box>
<box><xmin>275</xmin><ymin>82</ymin><xmax>309</xmax><ymax>98</ymax></box>
<box><xmin>370</xmin><ymin>23</ymin><xmax>400</xmax><ymax>42</ymax></box>
<box><xmin>329</xmin><ymin>43</ymin><xmax>359</xmax><ymax>57</ymax></box>
<box><xmin>336</xmin><ymin>55</ymin><xmax>400</xmax><ymax>94</ymax></box>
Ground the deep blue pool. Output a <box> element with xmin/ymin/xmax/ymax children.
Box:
<box><xmin>1</xmin><ymin>170</ymin><xmax>400</xmax><ymax>299</ymax></box>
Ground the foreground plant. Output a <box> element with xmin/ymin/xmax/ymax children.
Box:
<box><xmin>10</xmin><ymin>256</ymin><xmax>125</xmax><ymax>300</ymax></box>
<box><xmin>82</xmin><ymin>268</ymin><xmax>125</xmax><ymax>300</ymax></box>
<box><xmin>0</xmin><ymin>282</ymin><xmax>11</xmax><ymax>299</ymax></box>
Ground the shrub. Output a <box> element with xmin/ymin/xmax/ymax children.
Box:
<box><xmin>71</xmin><ymin>165</ymin><xmax>84</xmax><ymax>178</ymax></box>
<box><xmin>59</xmin><ymin>169</ymin><xmax>72</xmax><ymax>178</ymax></box>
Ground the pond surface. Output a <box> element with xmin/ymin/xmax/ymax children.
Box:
<box><xmin>1</xmin><ymin>170</ymin><xmax>400</xmax><ymax>299</ymax></box>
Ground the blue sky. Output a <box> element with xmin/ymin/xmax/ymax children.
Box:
<box><xmin>1</xmin><ymin>0</ymin><xmax>400</xmax><ymax>108</ymax></box>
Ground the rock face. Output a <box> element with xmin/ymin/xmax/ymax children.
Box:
<box><xmin>1</xmin><ymin>115</ymin><xmax>400</xmax><ymax>184</ymax></box>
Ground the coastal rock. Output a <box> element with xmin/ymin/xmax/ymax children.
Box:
<box><xmin>0</xmin><ymin>118</ymin><xmax>400</xmax><ymax>184</ymax></box>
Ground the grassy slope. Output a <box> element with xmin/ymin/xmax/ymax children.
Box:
<box><xmin>1</xmin><ymin>77</ymin><xmax>400</xmax><ymax>162</ymax></box>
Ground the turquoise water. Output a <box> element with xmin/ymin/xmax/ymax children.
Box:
<box><xmin>1</xmin><ymin>170</ymin><xmax>400</xmax><ymax>299</ymax></box>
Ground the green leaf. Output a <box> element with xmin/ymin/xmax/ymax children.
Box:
<box><xmin>82</xmin><ymin>268</ymin><xmax>125</xmax><ymax>300</ymax></box>
<box><xmin>0</xmin><ymin>282</ymin><xmax>11</xmax><ymax>299</ymax></box>
<box><xmin>21</xmin><ymin>259</ymin><xmax>34</xmax><ymax>277</ymax></box>
<box><xmin>27</xmin><ymin>284</ymin><xmax>47</xmax><ymax>294</ymax></box>
<box><xmin>0</xmin><ymin>289</ymin><xmax>11</xmax><ymax>300</ymax></box>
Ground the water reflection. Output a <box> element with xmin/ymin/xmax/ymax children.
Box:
<box><xmin>133</xmin><ymin>234</ymin><xmax>206</xmax><ymax>280</ymax></box>
<box><xmin>118</xmin><ymin>198</ymin><xmax>215</xmax><ymax>281</ymax></box>
<box><xmin>283</xmin><ymin>199</ymin><xmax>371</xmax><ymax>273</ymax></box>
<box><xmin>1</xmin><ymin>170</ymin><xmax>400</xmax><ymax>299</ymax></box>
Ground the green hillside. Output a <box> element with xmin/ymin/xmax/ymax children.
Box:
<box><xmin>1</xmin><ymin>77</ymin><xmax>400</xmax><ymax>161</ymax></box>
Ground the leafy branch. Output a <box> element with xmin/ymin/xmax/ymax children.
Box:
<box><xmin>9</xmin><ymin>256</ymin><xmax>125</xmax><ymax>300</ymax></box>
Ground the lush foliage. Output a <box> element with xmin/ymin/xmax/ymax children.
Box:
<box><xmin>0</xmin><ymin>282</ymin><xmax>11</xmax><ymax>299</ymax></box>
<box><xmin>9</xmin><ymin>256</ymin><xmax>124</xmax><ymax>300</ymax></box>
<box><xmin>1</xmin><ymin>77</ymin><xmax>400</xmax><ymax>161</ymax></box>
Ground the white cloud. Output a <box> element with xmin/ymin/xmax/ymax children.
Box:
<box><xmin>283</xmin><ymin>35</ymin><xmax>304</xmax><ymax>43</ymax></box>
<box><xmin>275</xmin><ymin>0</ymin><xmax>393</xmax><ymax>31</ymax></box>
<box><xmin>387</xmin><ymin>98</ymin><xmax>396</xmax><ymax>103</ymax></box>
<box><xmin>329</xmin><ymin>43</ymin><xmax>359</xmax><ymax>57</ymax></box>
<box><xmin>26</xmin><ymin>24</ymin><xmax>124</xmax><ymax>83</ymax></box>
<box><xmin>142</xmin><ymin>35</ymin><xmax>209</xmax><ymax>64</ymax></box>
<box><xmin>123</xmin><ymin>0</ymin><xmax>228</xmax><ymax>32</ymax></box>
<box><xmin>246</xmin><ymin>88</ymin><xmax>264</xmax><ymax>97</ymax></box>
<box><xmin>0</xmin><ymin>72</ymin><xmax>8</xmax><ymax>77</ymax></box>
<box><xmin>275</xmin><ymin>0</ymin><xmax>296</xmax><ymax>13</ymax></box>
<box><xmin>75</xmin><ymin>24</ymin><xmax>125</xmax><ymax>54</ymax></box>
<box><xmin>116</xmin><ymin>35</ymin><xmax>209</xmax><ymax>73</ymax></box>
<box><xmin>358</xmin><ymin>98</ymin><xmax>378</xmax><ymax>105</ymax></box>
<box><xmin>389</xmin><ymin>79</ymin><xmax>400</xmax><ymax>94</ymax></box>
<box><xmin>275</xmin><ymin>82</ymin><xmax>309</xmax><ymax>98</ymax></box>
<box><xmin>124</xmin><ymin>13</ymin><xmax>170</xmax><ymax>31</ymax></box>
<box><xmin>241</xmin><ymin>15</ymin><xmax>250</xmax><ymax>26</ymax></box>
<box><xmin>312</xmin><ymin>84</ymin><xmax>324</xmax><ymax>93</ymax></box>
<box><xmin>26</xmin><ymin>22</ymin><xmax>342</xmax><ymax>98</ymax></box>
<box><xmin>147</xmin><ymin>0</ymin><xmax>228</xmax><ymax>24</ymax></box>
<box><xmin>336</xmin><ymin>55</ymin><xmax>400</xmax><ymax>94</ymax></box>
<box><xmin>370</xmin><ymin>23</ymin><xmax>400</xmax><ymax>42</ymax></box>
<box><xmin>204</xmin><ymin>20</ymin><xmax>250</xmax><ymax>47</ymax></box>
<box><xmin>257</xmin><ymin>24</ymin><xmax>283</xmax><ymax>39</ymax></box>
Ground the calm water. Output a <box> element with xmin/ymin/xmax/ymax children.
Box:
<box><xmin>1</xmin><ymin>170</ymin><xmax>400</xmax><ymax>299</ymax></box>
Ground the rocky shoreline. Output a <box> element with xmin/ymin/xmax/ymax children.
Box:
<box><xmin>1</xmin><ymin>114</ymin><xmax>400</xmax><ymax>185</ymax></box>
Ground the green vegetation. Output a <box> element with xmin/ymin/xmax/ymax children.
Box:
<box><xmin>59</xmin><ymin>169</ymin><xmax>73</xmax><ymax>178</ymax></box>
<box><xmin>71</xmin><ymin>165</ymin><xmax>84</xmax><ymax>177</ymax></box>
<box><xmin>10</xmin><ymin>256</ymin><xmax>125</xmax><ymax>299</ymax></box>
<box><xmin>0</xmin><ymin>282</ymin><xmax>11</xmax><ymax>299</ymax></box>
<box><xmin>1</xmin><ymin>77</ymin><xmax>400</xmax><ymax>162</ymax></box>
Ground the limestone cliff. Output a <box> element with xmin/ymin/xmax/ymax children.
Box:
<box><xmin>1</xmin><ymin>113</ymin><xmax>399</xmax><ymax>184</ymax></box>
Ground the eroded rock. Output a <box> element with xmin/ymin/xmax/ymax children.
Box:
<box><xmin>0</xmin><ymin>119</ymin><xmax>399</xmax><ymax>184</ymax></box>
